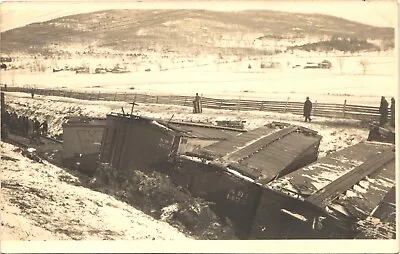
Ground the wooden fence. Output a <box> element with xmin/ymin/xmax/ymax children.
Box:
<box><xmin>1</xmin><ymin>86</ymin><xmax>385</xmax><ymax>122</ymax></box>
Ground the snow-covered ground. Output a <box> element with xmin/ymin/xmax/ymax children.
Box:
<box><xmin>0</xmin><ymin>141</ymin><xmax>191</xmax><ymax>240</ymax></box>
<box><xmin>1</xmin><ymin>51</ymin><xmax>396</xmax><ymax>106</ymax></box>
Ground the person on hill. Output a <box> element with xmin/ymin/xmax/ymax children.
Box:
<box><xmin>32</xmin><ymin>118</ymin><xmax>41</xmax><ymax>145</ymax></box>
<box><xmin>23</xmin><ymin>116</ymin><xmax>29</xmax><ymax>137</ymax></box>
<box><xmin>28</xmin><ymin>118</ymin><xmax>34</xmax><ymax>143</ymax></box>
<box><xmin>303</xmin><ymin>96</ymin><xmax>313</xmax><ymax>122</ymax></box>
<box><xmin>390</xmin><ymin>97</ymin><xmax>395</xmax><ymax>127</ymax></box>
<box><xmin>41</xmin><ymin>120</ymin><xmax>48</xmax><ymax>136</ymax></box>
<box><xmin>379</xmin><ymin>96</ymin><xmax>389</xmax><ymax>126</ymax></box>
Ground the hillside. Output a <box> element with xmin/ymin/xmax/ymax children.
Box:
<box><xmin>0</xmin><ymin>9</ymin><xmax>394</xmax><ymax>55</ymax></box>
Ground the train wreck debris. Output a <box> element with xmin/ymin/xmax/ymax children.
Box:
<box><xmin>99</xmin><ymin>113</ymin><xmax>246</xmax><ymax>172</ymax></box>
<box><xmin>62</xmin><ymin>116</ymin><xmax>107</xmax><ymax>175</ymax></box>
<box><xmin>355</xmin><ymin>186</ymin><xmax>396</xmax><ymax>239</ymax></box>
<box><xmin>171</xmin><ymin>122</ymin><xmax>322</xmax><ymax>238</ymax></box>
<box><xmin>367</xmin><ymin>123</ymin><xmax>395</xmax><ymax>144</ymax></box>
<box><xmin>256</xmin><ymin>141</ymin><xmax>396</xmax><ymax>239</ymax></box>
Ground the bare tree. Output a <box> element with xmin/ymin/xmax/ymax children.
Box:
<box><xmin>359</xmin><ymin>59</ymin><xmax>369</xmax><ymax>75</ymax></box>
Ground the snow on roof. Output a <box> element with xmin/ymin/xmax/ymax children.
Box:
<box><xmin>269</xmin><ymin>141</ymin><xmax>396</xmax><ymax>219</ymax></box>
<box><xmin>186</xmin><ymin>122</ymin><xmax>321</xmax><ymax>185</ymax></box>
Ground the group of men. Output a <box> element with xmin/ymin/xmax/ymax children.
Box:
<box><xmin>303</xmin><ymin>96</ymin><xmax>395</xmax><ymax>126</ymax></box>
<box><xmin>2</xmin><ymin>110</ymin><xmax>48</xmax><ymax>144</ymax></box>
<box><xmin>379</xmin><ymin>96</ymin><xmax>396</xmax><ymax>127</ymax></box>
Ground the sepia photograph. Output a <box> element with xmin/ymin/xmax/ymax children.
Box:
<box><xmin>0</xmin><ymin>0</ymin><xmax>398</xmax><ymax>252</ymax></box>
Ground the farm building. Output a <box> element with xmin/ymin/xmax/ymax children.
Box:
<box><xmin>62</xmin><ymin>116</ymin><xmax>106</xmax><ymax>174</ymax></box>
<box><xmin>99</xmin><ymin>113</ymin><xmax>246</xmax><ymax>172</ymax></box>
<box><xmin>171</xmin><ymin>122</ymin><xmax>323</xmax><ymax>238</ymax></box>
<box><xmin>249</xmin><ymin>141</ymin><xmax>396</xmax><ymax>239</ymax></box>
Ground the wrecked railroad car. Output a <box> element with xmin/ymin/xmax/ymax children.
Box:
<box><xmin>171</xmin><ymin>122</ymin><xmax>322</xmax><ymax>238</ymax></box>
<box><xmin>249</xmin><ymin>141</ymin><xmax>396</xmax><ymax>239</ymax></box>
<box><xmin>62</xmin><ymin>116</ymin><xmax>106</xmax><ymax>174</ymax></box>
<box><xmin>355</xmin><ymin>186</ymin><xmax>396</xmax><ymax>239</ymax></box>
<box><xmin>99</xmin><ymin>113</ymin><xmax>245</xmax><ymax>172</ymax></box>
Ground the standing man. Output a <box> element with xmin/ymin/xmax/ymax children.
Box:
<box><xmin>390</xmin><ymin>97</ymin><xmax>395</xmax><ymax>127</ymax></box>
<box><xmin>303</xmin><ymin>96</ymin><xmax>313</xmax><ymax>122</ymax></box>
<box><xmin>193</xmin><ymin>93</ymin><xmax>202</xmax><ymax>113</ymax></box>
<box><xmin>379</xmin><ymin>96</ymin><xmax>389</xmax><ymax>126</ymax></box>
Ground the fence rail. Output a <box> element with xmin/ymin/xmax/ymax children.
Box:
<box><xmin>1</xmin><ymin>86</ymin><xmax>389</xmax><ymax>122</ymax></box>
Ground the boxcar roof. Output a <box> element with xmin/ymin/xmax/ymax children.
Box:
<box><xmin>162</xmin><ymin>121</ymin><xmax>245</xmax><ymax>139</ymax></box>
<box><xmin>106</xmin><ymin>113</ymin><xmax>245</xmax><ymax>139</ymax></box>
<box><xmin>187</xmin><ymin>122</ymin><xmax>322</xmax><ymax>184</ymax></box>
<box><xmin>268</xmin><ymin>141</ymin><xmax>396</xmax><ymax>219</ymax></box>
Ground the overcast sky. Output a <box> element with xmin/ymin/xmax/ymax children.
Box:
<box><xmin>1</xmin><ymin>0</ymin><xmax>398</xmax><ymax>32</ymax></box>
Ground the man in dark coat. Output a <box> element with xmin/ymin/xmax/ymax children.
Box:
<box><xmin>303</xmin><ymin>96</ymin><xmax>312</xmax><ymax>122</ymax></box>
<box><xmin>379</xmin><ymin>96</ymin><xmax>389</xmax><ymax>126</ymax></box>
<box><xmin>193</xmin><ymin>93</ymin><xmax>202</xmax><ymax>113</ymax></box>
<box><xmin>390</xmin><ymin>97</ymin><xmax>395</xmax><ymax>127</ymax></box>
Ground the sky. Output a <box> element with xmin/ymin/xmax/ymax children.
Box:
<box><xmin>0</xmin><ymin>0</ymin><xmax>398</xmax><ymax>32</ymax></box>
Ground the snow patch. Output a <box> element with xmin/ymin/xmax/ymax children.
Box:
<box><xmin>281</xmin><ymin>209</ymin><xmax>308</xmax><ymax>222</ymax></box>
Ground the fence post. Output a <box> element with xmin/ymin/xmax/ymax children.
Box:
<box><xmin>284</xmin><ymin>97</ymin><xmax>289</xmax><ymax>113</ymax></box>
<box><xmin>157</xmin><ymin>96</ymin><xmax>159</xmax><ymax>104</ymax></box>
<box><xmin>259</xmin><ymin>101</ymin><xmax>264</xmax><ymax>111</ymax></box>
<box><xmin>220</xmin><ymin>99</ymin><xmax>223</xmax><ymax>109</ymax></box>
<box><xmin>98</xmin><ymin>91</ymin><xmax>101</xmax><ymax>100</ymax></box>
<box><xmin>124</xmin><ymin>92</ymin><xmax>127</xmax><ymax>101</ymax></box>
<box><xmin>114</xmin><ymin>92</ymin><xmax>117</xmax><ymax>101</ymax></box>
<box><xmin>343</xmin><ymin>99</ymin><xmax>347</xmax><ymax>118</ymax></box>
<box><xmin>313</xmin><ymin>100</ymin><xmax>318</xmax><ymax>115</ymax></box>
<box><xmin>237</xmin><ymin>97</ymin><xmax>241</xmax><ymax>111</ymax></box>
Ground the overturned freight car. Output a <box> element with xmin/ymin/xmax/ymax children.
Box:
<box><xmin>172</xmin><ymin>122</ymin><xmax>322</xmax><ymax>238</ymax></box>
<box><xmin>62</xmin><ymin>116</ymin><xmax>106</xmax><ymax>175</ymax></box>
<box><xmin>355</xmin><ymin>186</ymin><xmax>396</xmax><ymax>239</ymax></box>
<box><xmin>99</xmin><ymin>113</ymin><xmax>246</xmax><ymax>172</ymax></box>
<box><xmin>252</xmin><ymin>141</ymin><xmax>396</xmax><ymax>239</ymax></box>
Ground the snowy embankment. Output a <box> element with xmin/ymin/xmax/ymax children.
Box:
<box><xmin>4</xmin><ymin>91</ymin><xmax>369</xmax><ymax>157</ymax></box>
<box><xmin>0</xmin><ymin>142</ymin><xmax>191</xmax><ymax>240</ymax></box>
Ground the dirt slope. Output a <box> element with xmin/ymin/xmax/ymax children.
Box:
<box><xmin>0</xmin><ymin>142</ymin><xmax>190</xmax><ymax>240</ymax></box>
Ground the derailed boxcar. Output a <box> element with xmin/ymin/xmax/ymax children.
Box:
<box><xmin>99</xmin><ymin>113</ymin><xmax>245</xmax><ymax>172</ymax></box>
<box><xmin>62</xmin><ymin>116</ymin><xmax>106</xmax><ymax>175</ymax></box>
<box><xmin>172</xmin><ymin>122</ymin><xmax>322</xmax><ymax>238</ymax></box>
<box><xmin>250</xmin><ymin>141</ymin><xmax>396</xmax><ymax>239</ymax></box>
<box><xmin>355</xmin><ymin>186</ymin><xmax>396</xmax><ymax>239</ymax></box>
